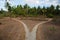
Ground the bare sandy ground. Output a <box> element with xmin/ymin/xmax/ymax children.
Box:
<box><xmin>21</xmin><ymin>20</ymin><xmax>41</xmax><ymax>32</ymax></box>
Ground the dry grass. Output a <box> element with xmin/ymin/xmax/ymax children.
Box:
<box><xmin>0</xmin><ymin>17</ymin><xmax>25</xmax><ymax>40</ymax></box>
<box><xmin>0</xmin><ymin>17</ymin><xmax>60</xmax><ymax>40</ymax></box>
<box><xmin>37</xmin><ymin>21</ymin><xmax>60</xmax><ymax>40</ymax></box>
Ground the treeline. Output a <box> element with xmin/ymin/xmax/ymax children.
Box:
<box><xmin>0</xmin><ymin>2</ymin><xmax>60</xmax><ymax>18</ymax></box>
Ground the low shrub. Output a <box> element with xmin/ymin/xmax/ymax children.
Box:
<box><xmin>46</xmin><ymin>14</ymin><xmax>54</xmax><ymax>18</ymax></box>
<box><xmin>49</xmin><ymin>26</ymin><xmax>56</xmax><ymax>32</ymax></box>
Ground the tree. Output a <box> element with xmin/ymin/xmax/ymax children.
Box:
<box><xmin>37</xmin><ymin>6</ymin><xmax>41</xmax><ymax>15</ymax></box>
<box><xmin>0</xmin><ymin>9</ymin><xmax>4</xmax><ymax>14</ymax></box>
<box><xmin>46</xmin><ymin>5</ymin><xmax>55</xmax><ymax>18</ymax></box>
<box><xmin>28</xmin><ymin>7</ymin><xmax>37</xmax><ymax>16</ymax></box>
<box><xmin>50</xmin><ymin>5</ymin><xmax>55</xmax><ymax>14</ymax></box>
<box><xmin>23</xmin><ymin>4</ymin><xmax>30</xmax><ymax>16</ymax></box>
<box><xmin>55</xmin><ymin>5</ymin><xmax>60</xmax><ymax>15</ymax></box>
<box><xmin>5</xmin><ymin>0</ymin><xmax>11</xmax><ymax>12</ymax></box>
<box><xmin>42</xmin><ymin>6</ymin><xmax>46</xmax><ymax>15</ymax></box>
<box><xmin>24</xmin><ymin>4</ymin><xmax>30</xmax><ymax>9</ymax></box>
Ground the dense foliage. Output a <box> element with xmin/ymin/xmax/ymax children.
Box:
<box><xmin>0</xmin><ymin>2</ymin><xmax>60</xmax><ymax>18</ymax></box>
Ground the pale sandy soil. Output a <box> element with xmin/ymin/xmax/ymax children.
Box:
<box><xmin>21</xmin><ymin>20</ymin><xmax>41</xmax><ymax>32</ymax></box>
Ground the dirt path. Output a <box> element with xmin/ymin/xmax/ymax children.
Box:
<box><xmin>12</xmin><ymin>18</ymin><xmax>29</xmax><ymax>40</ymax></box>
<box><xmin>12</xmin><ymin>18</ymin><xmax>52</xmax><ymax>40</ymax></box>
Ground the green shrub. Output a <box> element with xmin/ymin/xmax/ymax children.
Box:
<box><xmin>49</xmin><ymin>26</ymin><xmax>56</xmax><ymax>32</ymax></box>
<box><xmin>10</xmin><ymin>14</ymin><xmax>18</xmax><ymax>18</ymax></box>
<box><xmin>47</xmin><ymin>14</ymin><xmax>54</xmax><ymax>18</ymax></box>
<box><xmin>0</xmin><ymin>14</ymin><xmax>5</xmax><ymax>18</ymax></box>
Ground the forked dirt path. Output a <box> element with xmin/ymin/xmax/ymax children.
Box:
<box><xmin>12</xmin><ymin>18</ymin><xmax>52</xmax><ymax>40</ymax></box>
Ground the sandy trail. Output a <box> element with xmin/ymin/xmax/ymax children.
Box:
<box><xmin>12</xmin><ymin>18</ymin><xmax>52</xmax><ymax>40</ymax></box>
<box><xmin>12</xmin><ymin>18</ymin><xmax>29</xmax><ymax>40</ymax></box>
